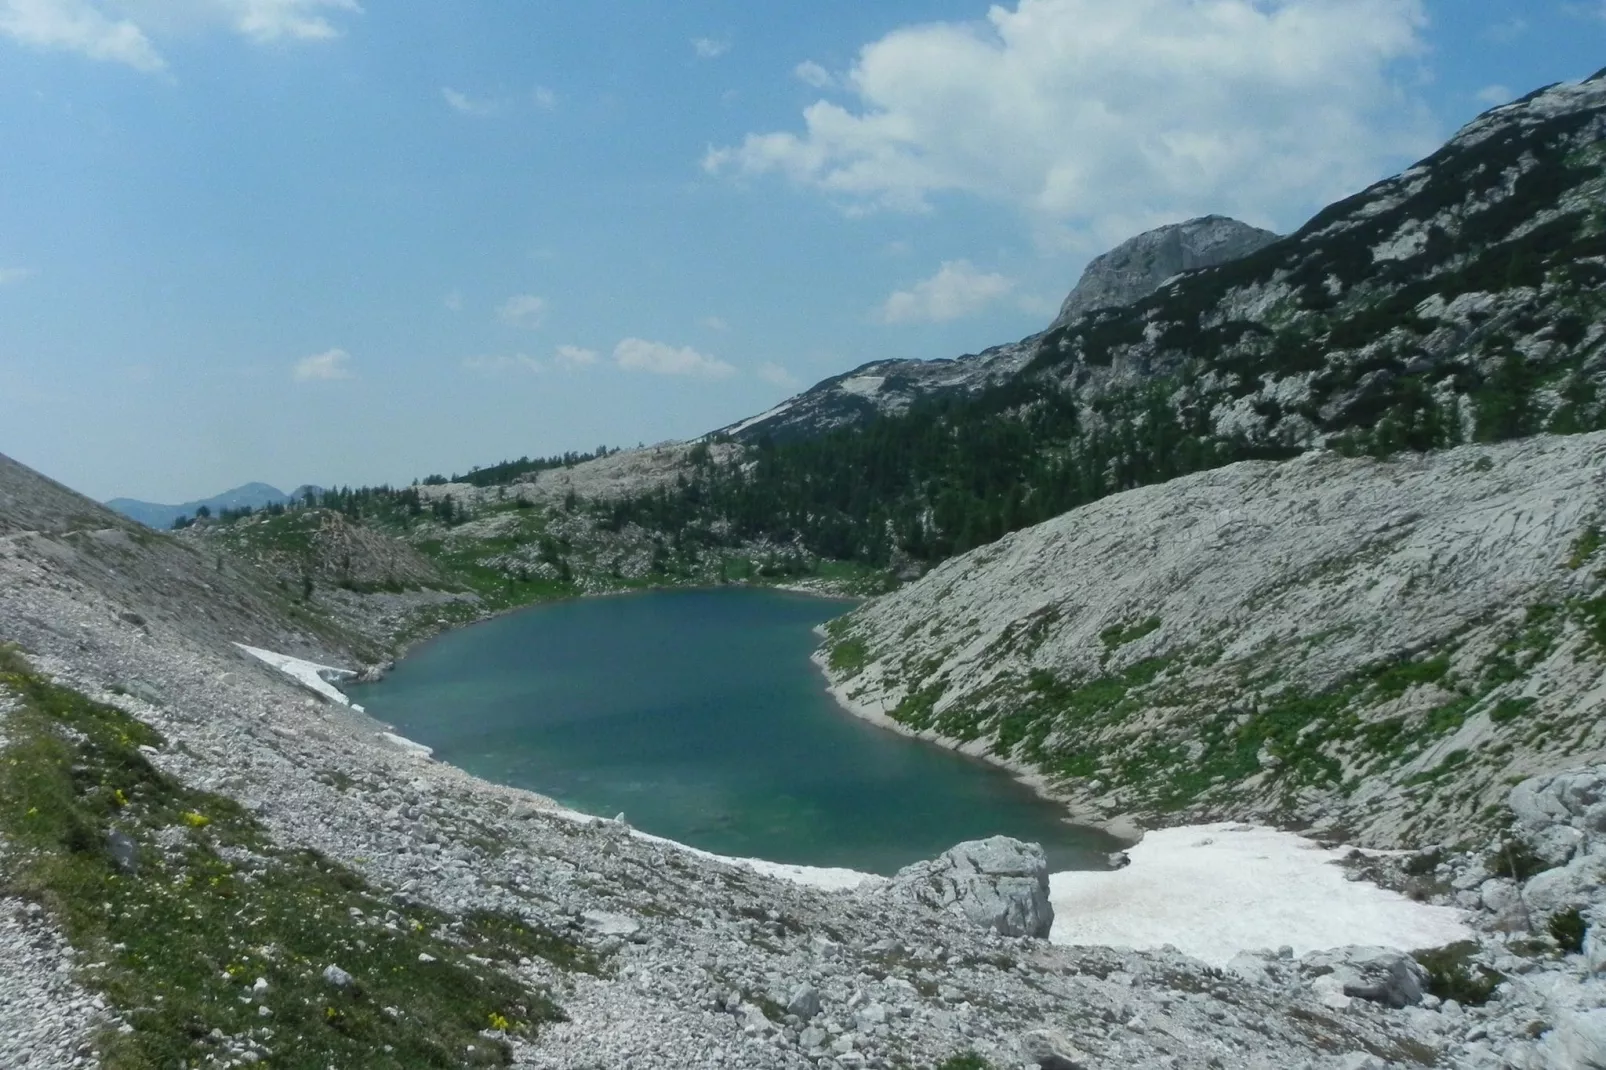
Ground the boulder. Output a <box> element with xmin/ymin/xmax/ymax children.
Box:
<box><xmin>888</xmin><ymin>836</ymin><xmax>1054</xmax><ymax>938</ymax></box>
<box><xmin>786</xmin><ymin>983</ymin><xmax>822</xmax><ymax>1021</ymax></box>
<box><xmin>1298</xmin><ymin>946</ymin><xmax>1427</xmax><ymax>1009</ymax></box>
<box><xmin>1509</xmin><ymin>769</ymin><xmax>1606</xmax><ymax>866</ymax></box>
<box><xmin>1523</xmin><ymin>854</ymin><xmax>1606</xmax><ymax>917</ymax></box>
<box><xmin>1020</xmin><ymin>1028</ymin><xmax>1088</xmax><ymax>1069</ymax></box>
<box><xmin>1539</xmin><ymin>1008</ymin><xmax>1606</xmax><ymax>1070</ymax></box>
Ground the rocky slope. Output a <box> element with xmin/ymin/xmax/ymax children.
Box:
<box><xmin>1049</xmin><ymin>216</ymin><xmax>1279</xmax><ymax>330</ymax></box>
<box><xmin>1</xmin><ymin>450</ymin><xmax>1497</xmax><ymax>1070</ymax></box>
<box><xmin>820</xmin><ymin>432</ymin><xmax>1606</xmax><ymax>847</ymax></box>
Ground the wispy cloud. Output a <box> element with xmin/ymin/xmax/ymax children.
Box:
<box><xmin>443</xmin><ymin>87</ymin><xmax>498</xmax><ymax>116</ymax></box>
<box><xmin>292</xmin><ymin>347</ymin><xmax>355</xmax><ymax>382</ymax></box>
<box><xmin>614</xmin><ymin>338</ymin><xmax>735</xmax><ymax>379</ymax></box>
<box><xmin>700</xmin><ymin>315</ymin><xmax>729</xmax><ymax>332</ymax></box>
<box><xmin>232</xmin><ymin>0</ymin><xmax>360</xmax><ymax>44</ymax></box>
<box><xmin>0</xmin><ymin>266</ymin><xmax>36</xmax><ymax>286</ymax></box>
<box><xmin>443</xmin><ymin>290</ymin><xmax>464</xmax><ymax>312</ymax></box>
<box><xmin>757</xmin><ymin>362</ymin><xmax>800</xmax><ymax>389</ymax></box>
<box><xmin>554</xmin><ymin>344</ymin><xmax>598</xmax><ymax>369</ymax></box>
<box><xmin>879</xmin><ymin>261</ymin><xmax>1014</xmax><ymax>324</ymax></box>
<box><xmin>533</xmin><ymin>85</ymin><xmax>556</xmax><ymax>110</ymax></box>
<box><xmin>0</xmin><ymin>0</ymin><xmax>165</xmax><ymax>71</ymax></box>
<box><xmin>793</xmin><ymin>60</ymin><xmax>836</xmax><ymax>89</ymax></box>
<box><xmin>463</xmin><ymin>346</ymin><xmax>597</xmax><ymax>376</ymax></box>
<box><xmin>691</xmin><ymin>36</ymin><xmax>728</xmax><ymax>59</ymax></box>
<box><xmin>0</xmin><ymin>0</ymin><xmax>360</xmax><ymax>72</ymax></box>
<box><xmin>1475</xmin><ymin>84</ymin><xmax>1513</xmax><ymax>106</ymax></box>
<box><xmin>497</xmin><ymin>293</ymin><xmax>546</xmax><ymax>329</ymax></box>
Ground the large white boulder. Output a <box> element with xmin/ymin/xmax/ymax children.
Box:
<box><xmin>889</xmin><ymin>836</ymin><xmax>1054</xmax><ymax>938</ymax></box>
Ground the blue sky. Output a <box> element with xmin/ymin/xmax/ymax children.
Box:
<box><xmin>0</xmin><ymin>0</ymin><xmax>1601</xmax><ymax>502</ymax></box>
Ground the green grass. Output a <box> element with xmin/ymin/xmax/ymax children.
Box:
<box><xmin>827</xmin><ymin>637</ymin><xmax>871</xmax><ymax>678</ymax></box>
<box><xmin>1098</xmin><ymin>616</ymin><xmax>1161</xmax><ymax>650</ymax></box>
<box><xmin>1413</xmin><ymin>942</ymin><xmax>1503</xmax><ymax>1005</ymax></box>
<box><xmin>1570</xmin><ymin>524</ymin><xmax>1602</xmax><ymax>570</ymax></box>
<box><xmin>933</xmin><ymin>1053</ymin><xmax>993</xmax><ymax>1070</ymax></box>
<box><xmin>0</xmin><ymin>653</ymin><xmax>585</xmax><ymax>1069</ymax></box>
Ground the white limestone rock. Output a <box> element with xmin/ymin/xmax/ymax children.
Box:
<box><xmin>888</xmin><ymin>836</ymin><xmax>1054</xmax><ymax>938</ymax></box>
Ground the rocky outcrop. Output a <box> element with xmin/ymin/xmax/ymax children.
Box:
<box><xmin>1299</xmin><ymin>946</ymin><xmax>1428</xmax><ymax>1009</ymax></box>
<box><xmin>887</xmin><ymin>836</ymin><xmax>1054</xmax><ymax>938</ymax></box>
<box><xmin>1049</xmin><ymin>215</ymin><xmax>1278</xmax><ymax>329</ymax></box>
<box><xmin>820</xmin><ymin>433</ymin><xmax>1606</xmax><ymax>845</ymax></box>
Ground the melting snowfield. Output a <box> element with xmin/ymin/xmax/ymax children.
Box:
<box><xmin>1048</xmin><ymin>823</ymin><xmax>1471</xmax><ymax>967</ymax></box>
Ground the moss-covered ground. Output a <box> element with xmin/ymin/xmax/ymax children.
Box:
<box><xmin>0</xmin><ymin>647</ymin><xmax>594</xmax><ymax>1069</ymax></box>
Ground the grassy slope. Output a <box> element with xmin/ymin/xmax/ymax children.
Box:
<box><xmin>0</xmin><ymin>647</ymin><xmax>601</xmax><ymax>1069</ymax></box>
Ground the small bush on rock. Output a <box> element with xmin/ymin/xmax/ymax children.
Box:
<box><xmin>1549</xmin><ymin>907</ymin><xmax>1588</xmax><ymax>955</ymax></box>
<box><xmin>1414</xmin><ymin>942</ymin><xmax>1504</xmax><ymax>1005</ymax></box>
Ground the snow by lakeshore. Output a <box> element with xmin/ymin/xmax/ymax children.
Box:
<box><xmin>1048</xmin><ymin>822</ymin><xmax>1472</xmax><ymax>967</ymax></box>
<box><xmin>235</xmin><ymin>644</ymin><xmax>366</xmax><ymax>713</ymax></box>
<box><xmin>600</xmin><ymin>816</ymin><xmax>1472</xmax><ymax>967</ymax></box>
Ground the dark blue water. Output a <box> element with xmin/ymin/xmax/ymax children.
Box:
<box><xmin>353</xmin><ymin>587</ymin><xmax>1118</xmax><ymax>875</ymax></box>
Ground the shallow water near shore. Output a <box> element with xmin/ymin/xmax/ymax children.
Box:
<box><xmin>354</xmin><ymin>587</ymin><xmax>1119</xmax><ymax>875</ymax></box>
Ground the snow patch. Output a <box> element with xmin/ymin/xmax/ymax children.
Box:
<box><xmin>235</xmin><ymin>644</ymin><xmax>364</xmax><ymax>713</ymax></box>
<box><xmin>837</xmin><ymin>376</ymin><xmax>886</xmax><ymax>398</ymax></box>
<box><xmin>1048</xmin><ymin>823</ymin><xmax>1471</xmax><ymax>967</ymax></box>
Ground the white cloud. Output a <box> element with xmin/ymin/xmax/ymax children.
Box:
<box><xmin>692</xmin><ymin>36</ymin><xmax>729</xmax><ymax>59</ymax></box>
<box><xmin>794</xmin><ymin>59</ymin><xmax>837</xmax><ymax>89</ymax></box>
<box><xmin>701</xmin><ymin>315</ymin><xmax>729</xmax><ymax>332</ymax></box>
<box><xmin>229</xmin><ymin>0</ymin><xmax>359</xmax><ymax>43</ymax></box>
<box><xmin>497</xmin><ymin>293</ymin><xmax>546</xmax><ymax>329</ymax></box>
<box><xmin>533</xmin><ymin>85</ymin><xmax>556</xmax><ymax>110</ymax></box>
<box><xmin>443</xmin><ymin>87</ymin><xmax>498</xmax><ymax>116</ymax></box>
<box><xmin>554</xmin><ymin>344</ymin><xmax>598</xmax><ymax>369</ymax></box>
<box><xmin>0</xmin><ymin>0</ymin><xmax>165</xmax><ymax>71</ymax></box>
<box><xmin>1475</xmin><ymin>84</ymin><xmax>1513</xmax><ymax>106</ymax></box>
<box><xmin>614</xmin><ymin>338</ymin><xmax>735</xmax><ymax>379</ymax></box>
<box><xmin>757</xmin><ymin>362</ymin><xmax>800</xmax><ymax>389</ymax></box>
<box><xmin>879</xmin><ymin>260</ymin><xmax>1014</xmax><ymax>324</ymax></box>
<box><xmin>0</xmin><ymin>266</ymin><xmax>36</xmax><ymax>286</ymax></box>
<box><xmin>0</xmin><ymin>0</ymin><xmax>359</xmax><ymax>71</ymax></box>
<box><xmin>706</xmin><ymin>0</ymin><xmax>1434</xmax><ymax>247</ymax></box>
<box><xmin>292</xmin><ymin>347</ymin><xmax>354</xmax><ymax>382</ymax></box>
<box><xmin>443</xmin><ymin>290</ymin><xmax>463</xmax><ymax>312</ymax></box>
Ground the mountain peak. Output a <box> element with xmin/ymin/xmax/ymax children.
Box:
<box><xmin>1051</xmin><ymin>215</ymin><xmax>1280</xmax><ymax>330</ymax></box>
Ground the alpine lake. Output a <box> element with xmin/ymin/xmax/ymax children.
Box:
<box><xmin>352</xmin><ymin>587</ymin><xmax>1119</xmax><ymax>875</ymax></box>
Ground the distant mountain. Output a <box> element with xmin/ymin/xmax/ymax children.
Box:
<box><xmin>720</xmin><ymin>215</ymin><xmax>1277</xmax><ymax>444</ymax></box>
<box><xmin>106</xmin><ymin>482</ymin><xmax>299</xmax><ymax>529</ymax></box>
<box><xmin>1048</xmin><ymin>214</ymin><xmax>1279</xmax><ymax>330</ymax></box>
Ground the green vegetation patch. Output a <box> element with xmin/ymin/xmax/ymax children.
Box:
<box><xmin>827</xmin><ymin>637</ymin><xmax>871</xmax><ymax>678</ymax></box>
<box><xmin>1099</xmin><ymin>616</ymin><xmax>1162</xmax><ymax>650</ymax></box>
<box><xmin>0</xmin><ymin>655</ymin><xmax>577</xmax><ymax>1069</ymax></box>
<box><xmin>1413</xmin><ymin>942</ymin><xmax>1503</xmax><ymax>1005</ymax></box>
<box><xmin>1569</xmin><ymin>524</ymin><xmax>1602</xmax><ymax>570</ymax></box>
<box><xmin>1549</xmin><ymin>907</ymin><xmax>1588</xmax><ymax>956</ymax></box>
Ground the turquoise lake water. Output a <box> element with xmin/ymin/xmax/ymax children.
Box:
<box><xmin>352</xmin><ymin>587</ymin><xmax>1119</xmax><ymax>875</ymax></box>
